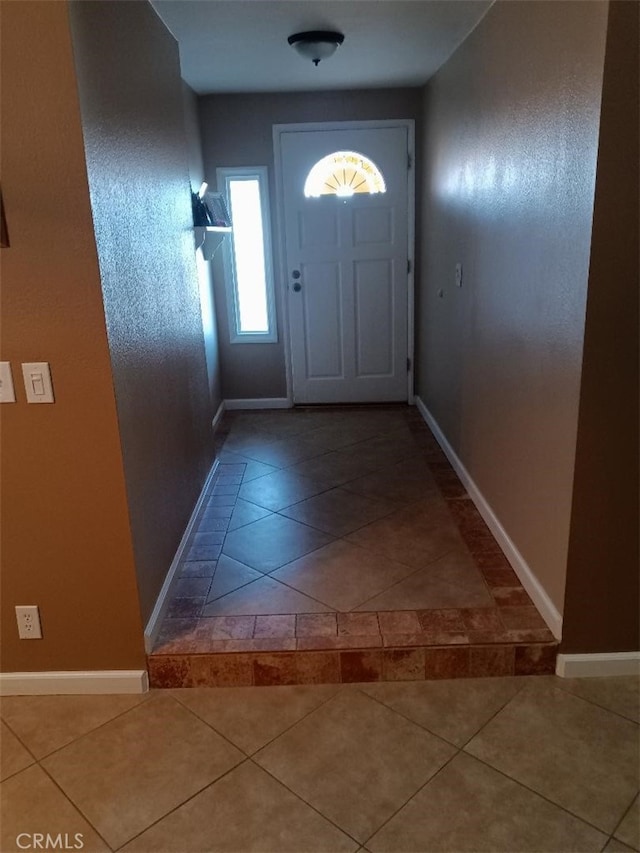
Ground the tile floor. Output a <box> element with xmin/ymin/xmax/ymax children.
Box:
<box><xmin>1</xmin><ymin>675</ymin><xmax>638</xmax><ymax>851</ymax></box>
<box><xmin>150</xmin><ymin>406</ymin><xmax>557</xmax><ymax>686</ymax></box>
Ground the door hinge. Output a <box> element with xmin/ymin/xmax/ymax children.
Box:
<box><xmin>407</xmin><ymin>153</ymin><xmax>412</xmax><ymax>170</ymax></box>
<box><xmin>407</xmin><ymin>357</ymin><xmax>412</xmax><ymax>373</ymax></box>
<box><xmin>407</xmin><ymin>259</ymin><xmax>412</xmax><ymax>274</ymax></box>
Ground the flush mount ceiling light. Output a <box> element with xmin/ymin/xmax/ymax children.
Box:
<box><xmin>287</xmin><ymin>31</ymin><xmax>345</xmax><ymax>66</ymax></box>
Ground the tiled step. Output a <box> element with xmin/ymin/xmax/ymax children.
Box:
<box><xmin>149</xmin><ymin>407</ymin><xmax>558</xmax><ymax>687</ymax></box>
<box><xmin>148</xmin><ymin>638</ymin><xmax>557</xmax><ymax>688</ymax></box>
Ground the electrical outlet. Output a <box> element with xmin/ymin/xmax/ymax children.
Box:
<box><xmin>15</xmin><ymin>605</ymin><xmax>42</xmax><ymax>639</ymax></box>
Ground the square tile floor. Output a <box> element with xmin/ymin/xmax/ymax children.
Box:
<box><xmin>150</xmin><ymin>407</ymin><xmax>557</xmax><ymax>687</ymax></box>
<box><xmin>1</xmin><ymin>675</ymin><xmax>638</xmax><ymax>851</ymax></box>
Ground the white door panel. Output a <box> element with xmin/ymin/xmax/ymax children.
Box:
<box><xmin>354</xmin><ymin>259</ymin><xmax>395</xmax><ymax>378</ymax></box>
<box><xmin>300</xmin><ymin>262</ymin><xmax>344</xmax><ymax>379</ymax></box>
<box><xmin>353</xmin><ymin>206</ymin><xmax>395</xmax><ymax>246</ymax></box>
<box><xmin>280</xmin><ymin>125</ymin><xmax>410</xmax><ymax>404</ymax></box>
<box><xmin>298</xmin><ymin>207</ymin><xmax>339</xmax><ymax>249</ymax></box>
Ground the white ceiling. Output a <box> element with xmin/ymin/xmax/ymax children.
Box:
<box><xmin>151</xmin><ymin>1</ymin><xmax>493</xmax><ymax>94</ymax></box>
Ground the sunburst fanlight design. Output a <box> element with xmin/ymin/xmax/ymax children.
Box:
<box><xmin>304</xmin><ymin>151</ymin><xmax>386</xmax><ymax>198</ymax></box>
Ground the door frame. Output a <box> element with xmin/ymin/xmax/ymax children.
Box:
<box><xmin>272</xmin><ymin>119</ymin><xmax>415</xmax><ymax>406</ymax></box>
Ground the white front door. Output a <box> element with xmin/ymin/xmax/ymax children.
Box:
<box><xmin>278</xmin><ymin>125</ymin><xmax>411</xmax><ymax>404</ymax></box>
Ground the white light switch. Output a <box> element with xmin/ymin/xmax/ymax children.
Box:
<box><xmin>22</xmin><ymin>362</ymin><xmax>55</xmax><ymax>403</ymax></box>
<box><xmin>455</xmin><ymin>263</ymin><xmax>463</xmax><ymax>288</ymax></box>
<box><xmin>0</xmin><ymin>362</ymin><xmax>16</xmax><ymax>403</ymax></box>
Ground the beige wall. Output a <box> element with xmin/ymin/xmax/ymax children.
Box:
<box><xmin>198</xmin><ymin>89</ymin><xmax>422</xmax><ymax>400</ymax></box>
<box><xmin>562</xmin><ymin>0</ymin><xmax>639</xmax><ymax>653</ymax></box>
<box><xmin>68</xmin><ymin>0</ymin><xmax>216</xmax><ymax>624</ymax></box>
<box><xmin>0</xmin><ymin>2</ymin><xmax>145</xmax><ymax>671</ymax></box>
<box><xmin>417</xmin><ymin>0</ymin><xmax>609</xmax><ymax>613</ymax></box>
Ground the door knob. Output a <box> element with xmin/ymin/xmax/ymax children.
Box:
<box><xmin>292</xmin><ymin>282</ymin><xmax>302</xmax><ymax>292</ymax></box>
<box><xmin>292</xmin><ymin>270</ymin><xmax>301</xmax><ymax>279</ymax></box>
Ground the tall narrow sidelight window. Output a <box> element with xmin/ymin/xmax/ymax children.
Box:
<box><xmin>217</xmin><ymin>166</ymin><xmax>277</xmax><ymax>343</ymax></box>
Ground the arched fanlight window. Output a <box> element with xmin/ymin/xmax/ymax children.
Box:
<box><xmin>304</xmin><ymin>151</ymin><xmax>386</xmax><ymax>198</ymax></box>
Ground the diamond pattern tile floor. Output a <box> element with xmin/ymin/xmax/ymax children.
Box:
<box><xmin>227</xmin><ymin>498</ymin><xmax>273</xmax><ymax>531</ymax></box>
<box><xmin>280</xmin><ymin>487</ymin><xmax>398</xmax><ymax>536</ymax></box>
<box><xmin>40</xmin><ymin>695</ymin><xmax>243</xmax><ymax>849</ymax></box>
<box><xmin>205</xmin><ymin>554</ymin><xmax>263</xmax><ymax>601</ymax></box>
<box><xmin>122</xmin><ymin>761</ymin><xmax>357</xmax><ymax>852</ymax></box>
<box><xmin>1</xmin><ymin>765</ymin><xmax>111</xmax><ymax>852</ymax></box>
<box><xmin>342</xmin><ymin>456</ymin><xmax>441</xmax><ymax>505</ymax></box>
<box><xmin>172</xmin><ymin>683</ymin><xmax>340</xmax><ymax>755</ymax></box>
<box><xmin>2</xmin><ymin>676</ymin><xmax>636</xmax><ymax>853</ymax></box>
<box><xmin>367</xmin><ymin>751</ymin><xmax>609</xmax><ymax>852</ymax></box>
<box><xmin>0</xmin><ymin>694</ymin><xmax>149</xmax><ymax>760</ymax></box>
<box><xmin>238</xmin><ymin>469</ymin><xmax>330</xmax><ymax>512</ymax></box>
<box><xmin>272</xmin><ymin>540</ymin><xmax>418</xmax><ymax>611</ymax></box>
<box><xmin>355</xmin><ymin>562</ymin><xmax>493</xmax><ymax>611</ymax></box>
<box><xmin>202</xmin><ymin>574</ymin><xmax>333</xmax><ymax>616</ymax></box>
<box><xmin>0</xmin><ymin>722</ymin><xmax>34</xmax><ymax>781</ymax></box>
<box><xmin>359</xmin><ymin>676</ymin><xmax>525</xmax><ymax>747</ymax></box>
<box><xmin>254</xmin><ymin>688</ymin><xmax>455</xmax><ymax>842</ymax></box>
<box><xmin>152</xmin><ymin>407</ymin><xmax>558</xmax><ymax>683</ymax></box>
<box><xmin>465</xmin><ymin>680</ymin><xmax>640</xmax><ymax>834</ymax></box>
<box><xmin>615</xmin><ymin>796</ymin><xmax>640</xmax><ymax>850</ymax></box>
<box><xmin>222</xmin><ymin>513</ymin><xmax>334</xmax><ymax>573</ymax></box>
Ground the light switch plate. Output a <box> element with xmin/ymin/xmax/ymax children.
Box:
<box><xmin>22</xmin><ymin>362</ymin><xmax>55</xmax><ymax>403</ymax></box>
<box><xmin>455</xmin><ymin>263</ymin><xmax>463</xmax><ymax>288</ymax></box>
<box><xmin>0</xmin><ymin>362</ymin><xmax>16</xmax><ymax>402</ymax></box>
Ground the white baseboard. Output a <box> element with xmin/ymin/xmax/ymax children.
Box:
<box><xmin>556</xmin><ymin>652</ymin><xmax>640</xmax><ymax>678</ymax></box>
<box><xmin>0</xmin><ymin>670</ymin><xmax>148</xmax><ymax>696</ymax></box>
<box><xmin>415</xmin><ymin>396</ymin><xmax>563</xmax><ymax>640</ymax></box>
<box><xmin>211</xmin><ymin>399</ymin><xmax>226</xmax><ymax>432</ymax></box>
<box><xmin>224</xmin><ymin>397</ymin><xmax>292</xmax><ymax>410</ymax></box>
<box><xmin>143</xmin><ymin>459</ymin><xmax>220</xmax><ymax>654</ymax></box>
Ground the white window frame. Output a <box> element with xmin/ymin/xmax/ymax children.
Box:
<box><xmin>216</xmin><ymin>166</ymin><xmax>277</xmax><ymax>344</ymax></box>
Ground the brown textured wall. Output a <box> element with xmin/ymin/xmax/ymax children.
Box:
<box><xmin>198</xmin><ymin>89</ymin><xmax>422</xmax><ymax>401</ymax></box>
<box><xmin>0</xmin><ymin>1</ymin><xmax>145</xmax><ymax>671</ymax></box>
<box><xmin>68</xmin><ymin>0</ymin><xmax>215</xmax><ymax>623</ymax></box>
<box><xmin>417</xmin><ymin>0</ymin><xmax>609</xmax><ymax>614</ymax></box>
<box><xmin>562</xmin><ymin>0</ymin><xmax>639</xmax><ymax>654</ymax></box>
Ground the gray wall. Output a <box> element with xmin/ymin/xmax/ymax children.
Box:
<box><xmin>562</xmin><ymin>0</ymin><xmax>639</xmax><ymax>653</ymax></box>
<box><xmin>417</xmin><ymin>0</ymin><xmax>608</xmax><ymax>614</ymax></box>
<box><xmin>199</xmin><ymin>89</ymin><xmax>422</xmax><ymax>400</ymax></box>
<box><xmin>69</xmin><ymin>0</ymin><xmax>216</xmax><ymax>623</ymax></box>
<box><xmin>182</xmin><ymin>82</ymin><xmax>223</xmax><ymax>414</ymax></box>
